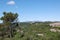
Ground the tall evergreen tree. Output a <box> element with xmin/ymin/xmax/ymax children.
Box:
<box><xmin>0</xmin><ymin>12</ymin><xmax>19</xmax><ymax>39</ymax></box>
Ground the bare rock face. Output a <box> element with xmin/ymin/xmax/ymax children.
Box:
<box><xmin>50</xmin><ymin>29</ymin><xmax>57</xmax><ymax>32</ymax></box>
<box><xmin>50</xmin><ymin>29</ymin><xmax>60</xmax><ymax>32</ymax></box>
<box><xmin>36</xmin><ymin>33</ymin><xmax>44</xmax><ymax>37</ymax></box>
<box><xmin>49</xmin><ymin>23</ymin><xmax>60</xmax><ymax>27</ymax></box>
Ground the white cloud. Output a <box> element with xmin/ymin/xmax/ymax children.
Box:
<box><xmin>7</xmin><ymin>1</ymin><xmax>15</xmax><ymax>5</ymax></box>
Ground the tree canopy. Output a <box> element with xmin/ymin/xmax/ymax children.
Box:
<box><xmin>0</xmin><ymin>12</ymin><xmax>18</xmax><ymax>23</ymax></box>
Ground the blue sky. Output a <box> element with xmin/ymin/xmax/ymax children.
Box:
<box><xmin>0</xmin><ymin>0</ymin><xmax>60</xmax><ymax>22</ymax></box>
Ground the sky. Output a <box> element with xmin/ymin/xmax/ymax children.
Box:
<box><xmin>0</xmin><ymin>0</ymin><xmax>60</xmax><ymax>22</ymax></box>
